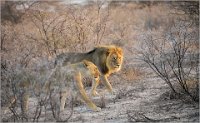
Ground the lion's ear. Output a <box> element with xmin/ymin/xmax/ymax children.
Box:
<box><xmin>106</xmin><ymin>49</ymin><xmax>111</xmax><ymax>56</ymax></box>
<box><xmin>83</xmin><ymin>60</ymin><xmax>89</xmax><ymax>67</ymax></box>
<box><xmin>116</xmin><ymin>47</ymin><xmax>123</xmax><ymax>55</ymax></box>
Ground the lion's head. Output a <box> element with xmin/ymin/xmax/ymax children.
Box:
<box><xmin>105</xmin><ymin>46</ymin><xmax>123</xmax><ymax>74</ymax></box>
<box><xmin>93</xmin><ymin>45</ymin><xmax>123</xmax><ymax>75</ymax></box>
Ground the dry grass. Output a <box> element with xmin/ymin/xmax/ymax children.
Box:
<box><xmin>121</xmin><ymin>67</ymin><xmax>144</xmax><ymax>82</ymax></box>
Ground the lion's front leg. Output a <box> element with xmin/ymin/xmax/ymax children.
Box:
<box><xmin>91</xmin><ymin>78</ymin><xmax>100</xmax><ymax>96</ymax></box>
<box><xmin>21</xmin><ymin>89</ymin><xmax>29</xmax><ymax>118</ymax></box>
<box><xmin>102</xmin><ymin>75</ymin><xmax>113</xmax><ymax>93</ymax></box>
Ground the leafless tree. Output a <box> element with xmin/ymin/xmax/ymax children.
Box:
<box><xmin>139</xmin><ymin>19</ymin><xmax>199</xmax><ymax>102</ymax></box>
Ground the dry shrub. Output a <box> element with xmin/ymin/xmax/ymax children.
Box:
<box><xmin>185</xmin><ymin>78</ymin><xmax>198</xmax><ymax>101</ymax></box>
<box><xmin>139</xmin><ymin>18</ymin><xmax>199</xmax><ymax>102</ymax></box>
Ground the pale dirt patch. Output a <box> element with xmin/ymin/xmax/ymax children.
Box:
<box><xmin>2</xmin><ymin>74</ymin><xmax>199</xmax><ymax>122</ymax></box>
<box><xmin>64</xmin><ymin>76</ymin><xmax>199</xmax><ymax>123</ymax></box>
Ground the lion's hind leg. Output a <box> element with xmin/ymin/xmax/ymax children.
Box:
<box><xmin>75</xmin><ymin>72</ymin><xmax>101</xmax><ymax>112</ymax></box>
<box><xmin>20</xmin><ymin>89</ymin><xmax>30</xmax><ymax>118</ymax></box>
<box><xmin>59</xmin><ymin>88</ymin><xmax>68</xmax><ymax>112</ymax></box>
<box><xmin>102</xmin><ymin>75</ymin><xmax>113</xmax><ymax>93</ymax></box>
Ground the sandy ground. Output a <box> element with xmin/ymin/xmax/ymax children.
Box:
<box><xmin>2</xmin><ymin>61</ymin><xmax>199</xmax><ymax>123</ymax></box>
<box><xmin>64</xmin><ymin>75</ymin><xmax>199</xmax><ymax>123</ymax></box>
<box><xmin>2</xmin><ymin>74</ymin><xmax>199</xmax><ymax>122</ymax></box>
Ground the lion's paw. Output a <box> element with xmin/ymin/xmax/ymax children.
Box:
<box><xmin>91</xmin><ymin>91</ymin><xmax>100</xmax><ymax>96</ymax></box>
<box><xmin>95</xmin><ymin>107</ymin><xmax>101</xmax><ymax>112</ymax></box>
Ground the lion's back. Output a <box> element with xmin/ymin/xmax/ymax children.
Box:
<box><xmin>55</xmin><ymin>45</ymin><xmax>123</xmax><ymax>75</ymax></box>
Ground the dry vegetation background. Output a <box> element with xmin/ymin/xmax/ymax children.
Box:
<box><xmin>1</xmin><ymin>0</ymin><xmax>199</xmax><ymax>122</ymax></box>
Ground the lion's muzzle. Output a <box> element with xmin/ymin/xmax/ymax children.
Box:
<box><xmin>115</xmin><ymin>64</ymin><xmax>120</xmax><ymax>68</ymax></box>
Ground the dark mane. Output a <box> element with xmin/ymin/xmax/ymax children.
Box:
<box><xmin>101</xmin><ymin>64</ymin><xmax>109</xmax><ymax>75</ymax></box>
<box><xmin>87</xmin><ymin>48</ymin><xmax>96</xmax><ymax>54</ymax></box>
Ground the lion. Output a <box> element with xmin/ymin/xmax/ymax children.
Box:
<box><xmin>55</xmin><ymin>45</ymin><xmax>123</xmax><ymax>96</ymax></box>
<box><xmin>3</xmin><ymin>60</ymin><xmax>101</xmax><ymax>116</ymax></box>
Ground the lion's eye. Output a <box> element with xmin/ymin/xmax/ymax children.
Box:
<box><xmin>113</xmin><ymin>57</ymin><xmax>117</xmax><ymax>60</ymax></box>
